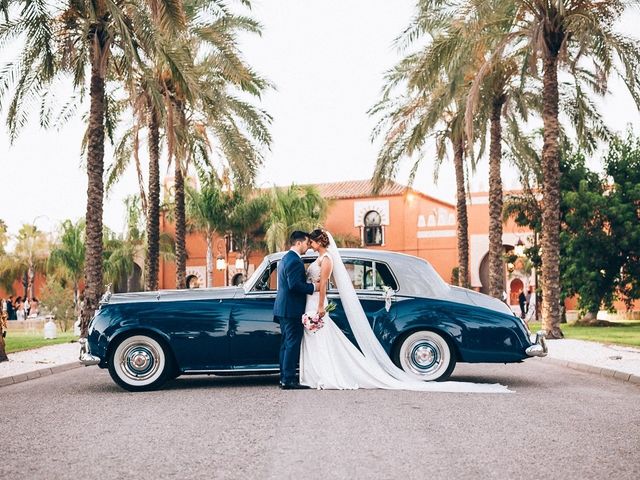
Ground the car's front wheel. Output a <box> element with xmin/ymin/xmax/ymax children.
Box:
<box><xmin>394</xmin><ymin>330</ymin><xmax>456</xmax><ymax>381</ymax></box>
<box><xmin>108</xmin><ymin>334</ymin><xmax>172</xmax><ymax>392</ymax></box>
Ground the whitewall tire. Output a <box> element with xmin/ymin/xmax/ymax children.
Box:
<box><xmin>395</xmin><ymin>330</ymin><xmax>456</xmax><ymax>381</ymax></box>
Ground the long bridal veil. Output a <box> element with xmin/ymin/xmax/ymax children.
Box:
<box><xmin>325</xmin><ymin>232</ymin><xmax>512</xmax><ymax>394</ymax></box>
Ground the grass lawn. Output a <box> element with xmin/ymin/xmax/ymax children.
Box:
<box><xmin>529</xmin><ymin>321</ymin><xmax>640</xmax><ymax>348</ymax></box>
<box><xmin>4</xmin><ymin>331</ymin><xmax>77</xmax><ymax>354</ymax></box>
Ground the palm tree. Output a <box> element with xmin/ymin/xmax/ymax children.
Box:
<box><xmin>48</xmin><ymin>219</ymin><xmax>86</xmax><ymax>314</ymax></box>
<box><xmin>107</xmin><ymin>1</ymin><xmax>271</xmax><ymax>289</ymax></box>
<box><xmin>476</xmin><ymin>0</ymin><xmax>640</xmax><ymax>338</ymax></box>
<box><xmin>186</xmin><ymin>175</ymin><xmax>237</xmax><ymax>287</ymax></box>
<box><xmin>458</xmin><ymin>1</ymin><xmax>541</xmax><ymax>299</ymax></box>
<box><xmin>370</xmin><ymin>23</ymin><xmax>477</xmax><ymax>287</ymax></box>
<box><xmin>103</xmin><ymin>196</ymin><xmax>146</xmax><ymax>293</ymax></box>
<box><xmin>227</xmin><ymin>193</ymin><xmax>270</xmax><ymax>273</ymax></box>
<box><xmin>0</xmin><ymin>1</ymin><xmax>185</xmax><ymax>334</ymax></box>
<box><xmin>13</xmin><ymin>224</ymin><xmax>50</xmax><ymax>299</ymax></box>
<box><xmin>265</xmin><ymin>185</ymin><xmax>328</xmax><ymax>253</ymax></box>
<box><xmin>165</xmin><ymin>1</ymin><xmax>272</xmax><ymax>288</ymax></box>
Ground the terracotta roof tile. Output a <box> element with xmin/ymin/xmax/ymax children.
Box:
<box><xmin>307</xmin><ymin>179</ymin><xmax>406</xmax><ymax>199</ymax></box>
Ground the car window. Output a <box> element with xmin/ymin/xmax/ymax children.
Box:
<box><xmin>342</xmin><ymin>259</ymin><xmax>398</xmax><ymax>291</ymax></box>
<box><xmin>251</xmin><ymin>262</ymin><xmax>278</xmax><ymax>292</ymax></box>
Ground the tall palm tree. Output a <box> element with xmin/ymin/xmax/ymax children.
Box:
<box><xmin>107</xmin><ymin>0</ymin><xmax>271</xmax><ymax>289</ymax></box>
<box><xmin>370</xmin><ymin>19</ymin><xmax>477</xmax><ymax>287</ymax></box>
<box><xmin>479</xmin><ymin>0</ymin><xmax>640</xmax><ymax>338</ymax></box>
<box><xmin>0</xmin><ymin>1</ymin><xmax>185</xmax><ymax>334</ymax></box>
<box><xmin>460</xmin><ymin>1</ymin><xmax>541</xmax><ymax>299</ymax></box>
<box><xmin>48</xmin><ymin>219</ymin><xmax>86</xmax><ymax>313</ymax></box>
<box><xmin>264</xmin><ymin>185</ymin><xmax>328</xmax><ymax>253</ymax></box>
<box><xmin>186</xmin><ymin>175</ymin><xmax>237</xmax><ymax>287</ymax></box>
<box><xmin>165</xmin><ymin>0</ymin><xmax>272</xmax><ymax>288</ymax></box>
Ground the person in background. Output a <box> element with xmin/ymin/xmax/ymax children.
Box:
<box><xmin>28</xmin><ymin>297</ymin><xmax>39</xmax><ymax>318</ymax></box>
<box><xmin>6</xmin><ymin>295</ymin><xmax>16</xmax><ymax>320</ymax></box>
<box><xmin>518</xmin><ymin>290</ymin><xmax>527</xmax><ymax>319</ymax></box>
<box><xmin>24</xmin><ymin>297</ymin><xmax>30</xmax><ymax>316</ymax></box>
<box><xmin>15</xmin><ymin>297</ymin><xmax>25</xmax><ymax>321</ymax></box>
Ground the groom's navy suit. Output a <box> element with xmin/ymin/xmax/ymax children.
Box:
<box><xmin>273</xmin><ymin>249</ymin><xmax>314</xmax><ymax>385</ymax></box>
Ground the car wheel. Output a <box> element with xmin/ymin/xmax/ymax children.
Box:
<box><xmin>108</xmin><ymin>334</ymin><xmax>172</xmax><ymax>392</ymax></box>
<box><xmin>395</xmin><ymin>330</ymin><xmax>456</xmax><ymax>382</ymax></box>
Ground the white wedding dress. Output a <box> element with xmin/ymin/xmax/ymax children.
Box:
<box><xmin>299</xmin><ymin>235</ymin><xmax>511</xmax><ymax>393</ymax></box>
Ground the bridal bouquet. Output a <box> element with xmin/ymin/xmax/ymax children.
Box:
<box><xmin>302</xmin><ymin>302</ymin><xmax>336</xmax><ymax>332</ymax></box>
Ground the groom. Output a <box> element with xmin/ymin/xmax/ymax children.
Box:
<box><xmin>273</xmin><ymin>231</ymin><xmax>318</xmax><ymax>390</ymax></box>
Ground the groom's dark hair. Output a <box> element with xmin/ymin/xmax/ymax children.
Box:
<box><xmin>289</xmin><ymin>231</ymin><xmax>309</xmax><ymax>245</ymax></box>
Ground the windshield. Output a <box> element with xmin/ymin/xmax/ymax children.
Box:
<box><xmin>243</xmin><ymin>257</ymin><xmax>270</xmax><ymax>293</ymax></box>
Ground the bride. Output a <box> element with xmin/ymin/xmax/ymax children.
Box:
<box><xmin>299</xmin><ymin>229</ymin><xmax>511</xmax><ymax>393</ymax></box>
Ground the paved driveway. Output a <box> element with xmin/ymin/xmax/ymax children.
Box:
<box><xmin>3</xmin><ymin>360</ymin><xmax>639</xmax><ymax>479</ymax></box>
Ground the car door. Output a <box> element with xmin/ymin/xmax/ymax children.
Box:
<box><xmin>325</xmin><ymin>258</ymin><xmax>399</xmax><ymax>354</ymax></box>
<box><xmin>148</xmin><ymin>297</ymin><xmax>232</xmax><ymax>371</ymax></box>
<box><xmin>227</xmin><ymin>260</ymin><xmax>282</xmax><ymax>369</ymax></box>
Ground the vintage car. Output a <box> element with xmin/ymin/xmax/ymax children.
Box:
<box><xmin>80</xmin><ymin>249</ymin><xmax>547</xmax><ymax>391</ymax></box>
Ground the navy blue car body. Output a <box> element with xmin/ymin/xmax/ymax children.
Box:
<box><xmin>81</xmin><ymin>249</ymin><xmax>547</xmax><ymax>391</ymax></box>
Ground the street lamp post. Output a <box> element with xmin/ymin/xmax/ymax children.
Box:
<box><xmin>215</xmin><ymin>236</ymin><xmax>229</xmax><ymax>286</ymax></box>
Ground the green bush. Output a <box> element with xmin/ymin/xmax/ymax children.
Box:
<box><xmin>39</xmin><ymin>280</ymin><xmax>76</xmax><ymax>332</ymax></box>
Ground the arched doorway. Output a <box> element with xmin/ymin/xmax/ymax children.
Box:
<box><xmin>509</xmin><ymin>278</ymin><xmax>524</xmax><ymax>306</ymax></box>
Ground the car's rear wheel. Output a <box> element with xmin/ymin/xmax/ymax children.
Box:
<box><xmin>108</xmin><ymin>334</ymin><xmax>172</xmax><ymax>392</ymax></box>
<box><xmin>395</xmin><ymin>330</ymin><xmax>456</xmax><ymax>382</ymax></box>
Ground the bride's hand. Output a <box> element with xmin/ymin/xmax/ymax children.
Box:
<box><xmin>318</xmin><ymin>307</ymin><xmax>326</xmax><ymax>318</ymax></box>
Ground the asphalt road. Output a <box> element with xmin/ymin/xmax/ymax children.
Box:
<box><xmin>3</xmin><ymin>360</ymin><xmax>639</xmax><ymax>480</ymax></box>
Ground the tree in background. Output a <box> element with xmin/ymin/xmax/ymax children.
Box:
<box><xmin>485</xmin><ymin>0</ymin><xmax>640</xmax><ymax>338</ymax></box>
<box><xmin>604</xmin><ymin>133</ymin><xmax>640</xmax><ymax>310</ymax></box>
<box><xmin>370</xmin><ymin>7</ymin><xmax>476</xmax><ymax>288</ymax></box>
<box><xmin>48</xmin><ymin>220</ymin><xmax>85</xmax><ymax>315</ymax></box>
<box><xmin>39</xmin><ymin>279</ymin><xmax>76</xmax><ymax>332</ymax></box>
<box><xmin>103</xmin><ymin>196</ymin><xmax>146</xmax><ymax>293</ymax></box>
<box><xmin>227</xmin><ymin>194</ymin><xmax>270</xmax><ymax>275</ymax></box>
<box><xmin>0</xmin><ymin>0</ymin><xmax>185</xmax><ymax>334</ymax></box>
<box><xmin>186</xmin><ymin>175</ymin><xmax>238</xmax><ymax>287</ymax></box>
<box><xmin>265</xmin><ymin>185</ymin><xmax>328</xmax><ymax>253</ymax></box>
<box><xmin>13</xmin><ymin>224</ymin><xmax>49</xmax><ymax>299</ymax></box>
<box><xmin>505</xmin><ymin>134</ymin><xmax>640</xmax><ymax>322</ymax></box>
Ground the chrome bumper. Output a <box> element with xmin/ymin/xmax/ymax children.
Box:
<box><xmin>78</xmin><ymin>338</ymin><xmax>101</xmax><ymax>366</ymax></box>
<box><xmin>525</xmin><ymin>330</ymin><xmax>548</xmax><ymax>357</ymax></box>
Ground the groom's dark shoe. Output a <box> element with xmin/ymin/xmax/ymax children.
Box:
<box><xmin>280</xmin><ymin>383</ymin><xmax>311</xmax><ymax>390</ymax></box>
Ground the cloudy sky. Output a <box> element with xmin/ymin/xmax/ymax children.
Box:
<box><xmin>1</xmin><ymin>0</ymin><xmax>639</xmax><ymax>237</ymax></box>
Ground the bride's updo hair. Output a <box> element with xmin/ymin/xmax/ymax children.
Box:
<box><xmin>309</xmin><ymin>228</ymin><xmax>330</xmax><ymax>248</ymax></box>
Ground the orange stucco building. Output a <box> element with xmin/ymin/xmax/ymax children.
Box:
<box><xmin>158</xmin><ymin>179</ymin><xmax>538</xmax><ymax>312</ymax></box>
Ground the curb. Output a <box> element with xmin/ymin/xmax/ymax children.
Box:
<box><xmin>0</xmin><ymin>361</ymin><xmax>83</xmax><ymax>388</ymax></box>
<box><xmin>545</xmin><ymin>357</ymin><xmax>640</xmax><ymax>386</ymax></box>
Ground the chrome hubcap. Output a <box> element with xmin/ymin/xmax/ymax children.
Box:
<box><xmin>405</xmin><ymin>340</ymin><xmax>442</xmax><ymax>376</ymax></box>
<box><xmin>121</xmin><ymin>344</ymin><xmax>159</xmax><ymax>381</ymax></box>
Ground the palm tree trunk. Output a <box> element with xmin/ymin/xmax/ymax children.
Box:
<box><xmin>145</xmin><ymin>104</ymin><xmax>160</xmax><ymax>291</ymax></box>
<box><xmin>81</xmin><ymin>51</ymin><xmax>106</xmax><ymax>336</ymax></box>
<box><xmin>206</xmin><ymin>234</ymin><xmax>213</xmax><ymax>287</ymax></box>
<box><xmin>453</xmin><ymin>138</ymin><xmax>470</xmax><ymax>288</ymax></box>
<box><xmin>541</xmin><ymin>55</ymin><xmax>563</xmax><ymax>339</ymax></box>
<box><xmin>488</xmin><ymin>97</ymin><xmax>505</xmax><ymax>299</ymax></box>
<box><xmin>174</xmin><ymin>162</ymin><xmax>187</xmax><ymax>289</ymax></box>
